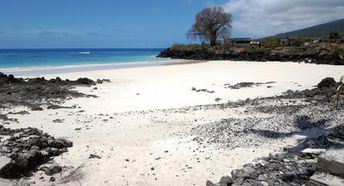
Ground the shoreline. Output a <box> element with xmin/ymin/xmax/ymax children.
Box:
<box><xmin>0</xmin><ymin>58</ymin><xmax>340</xmax><ymax>77</ymax></box>
<box><xmin>0</xmin><ymin>60</ymin><xmax>164</xmax><ymax>76</ymax></box>
<box><xmin>0</xmin><ymin>59</ymin><xmax>208</xmax><ymax>76</ymax></box>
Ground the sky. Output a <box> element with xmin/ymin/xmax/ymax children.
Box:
<box><xmin>0</xmin><ymin>0</ymin><xmax>343</xmax><ymax>48</ymax></box>
<box><xmin>223</xmin><ymin>0</ymin><xmax>344</xmax><ymax>38</ymax></box>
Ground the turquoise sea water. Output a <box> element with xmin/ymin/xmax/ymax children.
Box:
<box><xmin>0</xmin><ymin>48</ymin><xmax>165</xmax><ymax>69</ymax></box>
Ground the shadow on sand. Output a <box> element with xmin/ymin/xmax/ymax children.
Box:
<box><xmin>248</xmin><ymin>115</ymin><xmax>344</xmax><ymax>153</ymax></box>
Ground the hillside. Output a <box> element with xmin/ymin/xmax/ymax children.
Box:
<box><xmin>270</xmin><ymin>18</ymin><xmax>344</xmax><ymax>38</ymax></box>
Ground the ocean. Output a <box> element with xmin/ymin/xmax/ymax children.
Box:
<box><xmin>0</xmin><ymin>48</ymin><xmax>166</xmax><ymax>69</ymax></box>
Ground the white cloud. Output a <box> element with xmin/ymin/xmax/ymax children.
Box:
<box><xmin>222</xmin><ymin>0</ymin><xmax>344</xmax><ymax>37</ymax></box>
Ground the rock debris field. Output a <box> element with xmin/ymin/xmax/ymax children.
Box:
<box><xmin>0</xmin><ymin>72</ymin><xmax>343</xmax><ymax>185</ymax></box>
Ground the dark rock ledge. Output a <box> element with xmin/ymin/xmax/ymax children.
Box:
<box><xmin>0</xmin><ymin>72</ymin><xmax>110</xmax><ymax>110</ymax></box>
<box><xmin>158</xmin><ymin>48</ymin><xmax>344</xmax><ymax>65</ymax></box>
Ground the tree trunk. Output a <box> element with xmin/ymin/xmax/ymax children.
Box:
<box><xmin>210</xmin><ymin>38</ymin><xmax>217</xmax><ymax>46</ymax></box>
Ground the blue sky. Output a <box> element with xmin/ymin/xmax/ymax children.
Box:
<box><xmin>1</xmin><ymin>0</ymin><xmax>343</xmax><ymax>48</ymax></box>
<box><xmin>0</xmin><ymin>0</ymin><xmax>229</xmax><ymax>48</ymax></box>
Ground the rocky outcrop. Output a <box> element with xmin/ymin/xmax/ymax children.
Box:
<box><xmin>0</xmin><ymin>72</ymin><xmax>109</xmax><ymax>110</ymax></box>
<box><xmin>224</xmin><ymin>82</ymin><xmax>275</xmax><ymax>89</ymax></box>
<box><xmin>207</xmin><ymin>126</ymin><xmax>344</xmax><ymax>186</ymax></box>
<box><xmin>0</xmin><ymin>125</ymin><xmax>73</xmax><ymax>178</ymax></box>
<box><xmin>317</xmin><ymin>77</ymin><xmax>337</xmax><ymax>89</ymax></box>
<box><xmin>280</xmin><ymin>77</ymin><xmax>343</xmax><ymax>106</ymax></box>
<box><xmin>158</xmin><ymin>48</ymin><xmax>344</xmax><ymax>65</ymax></box>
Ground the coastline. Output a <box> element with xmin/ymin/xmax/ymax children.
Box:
<box><xmin>1</xmin><ymin>1</ymin><xmax>343</xmax><ymax>185</ymax></box>
<box><xmin>0</xmin><ymin>59</ymin><xmax>165</xmax><ymax>76</ymax></box>
<box><xmin>0</xmin><ymin>59</ymin><xmax>207</xmax><ymax>76</ymax></box>
<box><xmin>0</xmin><ymin>58</ymin><xmax>339</xmax><ymax>77</ymax></box>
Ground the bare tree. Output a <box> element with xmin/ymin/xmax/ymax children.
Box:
<box><xmin>187</xmin><ymin>7</ymin><xmax>232</xmax><ymax>46</ymax></box>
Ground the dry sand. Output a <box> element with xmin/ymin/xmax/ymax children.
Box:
<box><xmin>1</xmin><ymin>61</ymin><xmax>344</xmax><ymax>186</ymax></box>
<box><xmin>24</xmin><ymin>60</ymin><xmax>344</xmax><ymax>113</ymax></box>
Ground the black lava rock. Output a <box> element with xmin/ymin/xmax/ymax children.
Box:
<box><xmin>0</xmin><ymin>125</ymin><xmax>73</xmax><ymax>178</ymax></box>
<box><xmin>317</xmin><ymin>77</ymin><xmax>337</xmax><ymax>89</ymax></box>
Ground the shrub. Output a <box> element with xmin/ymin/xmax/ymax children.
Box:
<box><xmin>334</xmin><ymin>47</ymin><xmax>344</xmax><ymax>57</ymax></box>
<box><xmin>292</xmin><ymin>38</ymin><xmax>305</xmax><ymax>47</ymax></box>
<box><xmin>329</xmin><ymin>32</ymin><xmax>341</xmax><ymax>40</ymax></box>
<box><xmin>304</xmin><ymin>46</ymin><xmax>317</xmax><ymax>55</ymax></box>
<box><xmin>170</xmin><ymin>44</ymin><xmax>216</xmax><ymax>53</ymax></box>
<box><xmin>287</xmin><ymin>48</ymin><xmax>300</xmax><ymax>56</ymax></box>
<box><xmin>261</xmin><ymin>38</ymin><xmax>279</xmax><ymax>48</ymax></box>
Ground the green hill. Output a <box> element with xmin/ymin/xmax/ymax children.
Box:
<box><xmin>269</xmin><ymin>18</ymin><xmax>344</xmax><ymax>38</ymax></box>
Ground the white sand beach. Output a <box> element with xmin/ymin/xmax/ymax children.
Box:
<box><xmin>1</xmin><ymin>61</ymin><xmax>344</xmax><ymax>186</ymax></box>
<box><xmin>21</xmin><ymin>60</ymin><xmax>344</xmax><ymax>113</ymax></box>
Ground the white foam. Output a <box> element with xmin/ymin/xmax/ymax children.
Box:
<box><xmin>79</xmin><ymin>52</ymin><xmax>91</xmax><ymax>54</ymax></box>
<box><xmin>0</xmin><ymin>59</ymin><xmax>177</xmax><ymax>76</ymax></box>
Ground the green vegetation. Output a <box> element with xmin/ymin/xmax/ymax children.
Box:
<box><xmin>304</xmin><ymin>46</ymin><xmax>317</xmax><ymax>55</ymax></box>
<box><xmin>292</xmin><ymin>38</ymin><xmax>305</xmax><ymax>47</ymax></box>
<box><xmin>261</xmin><ymin>38</ymin><xmax>279</xmax><ymax>48</ymax></box>
<box><xmin>162</xmin><ymin>33</ymin><xmax>344</xmax><ymax>64</ymax></box>
<box><xmin>171</xmin><ymin>44</ymin><xmax>215</xmax><ymax>52</ymax></box>
<box><xmin>162</xmin><ymin>12</ymin><xmax>344</xmax><ymax>64</ymax></box>
<box><xmin>284</xmin><ymin>46</ymin><xmax>316</xmax><ymax>56</ymax></box>
<box><xmin>168</xmin><ymin>41</ymin><xmax>343</xmax><ymax>59</ymax></box>
<box><xmin>334</xmin><ymin>47</ymin><xmax>344</xmax><ymax>57</ymax></box>
<box><xmin>329</xmin><ymin>32</ymin><xmax>341</xmax><ymax>40</ymax></box>
<box><xmin>287</xmin><ymin>48</ymin><xmax>299</xmax><ymax>56</ymax></box>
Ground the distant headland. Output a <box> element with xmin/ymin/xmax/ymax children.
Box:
<box><xmin>159</xmin><ymin>7</ymin><xmax>344</xmax><ymax>65</ymax></box>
